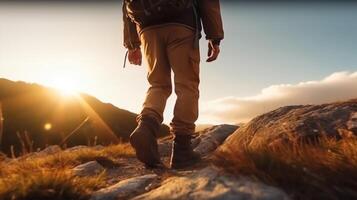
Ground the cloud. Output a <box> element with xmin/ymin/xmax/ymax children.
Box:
<box><xmin>200</xmin><ymin>71</ymin><xmax>357</xmax><ymax>124</ymax></box>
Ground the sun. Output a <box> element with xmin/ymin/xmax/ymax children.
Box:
<box><xmin>48</xmin><ymin>77</ymin><xmax>80</xmax><ymax>97</ymax></box>
<box><xmin>55</xmin><ymin>82</ymin><xmax>77</xmax><ymax>96</ymax></box>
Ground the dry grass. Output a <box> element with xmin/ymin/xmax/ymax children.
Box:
<box><xmin>215</xmin><ymin>137</ymin><xmax>357</xmax><ymax>200</ymax></box>
<box><xmin>0</xmin><ymin>170</ymin><xmax>104</xmax><ymax>200</ymax></box>
<box><xmin>0</xmin><ymin>144</ymin><xmax>135</xmax><ymax>200</ymax></box>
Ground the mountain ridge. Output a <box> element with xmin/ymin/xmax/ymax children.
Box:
<box><xmin>0</xmin><ymin>78</ymin><xmax>169</xmax><ymax>155</ymax></box>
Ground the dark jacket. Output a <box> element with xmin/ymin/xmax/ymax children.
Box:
<box><xmin>123</xmin><ymin>0</ymin><xmax>224</xmax><ymax>50</ymax></box>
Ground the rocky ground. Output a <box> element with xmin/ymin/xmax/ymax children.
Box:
<box><xmin>66</xmin><ymin>124</ymin><xmax>290</xmax><ymax>200</ymax></box>
<box><xmin>2</xmin><ymin>99</ymin><xmax>356</xmax><ymax>200</ymax></box>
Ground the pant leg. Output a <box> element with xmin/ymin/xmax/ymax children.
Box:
<box><xmin>166</xmin><ymin>26</ymin><xmax>200</xmax><ymax>135</ymax></box>
<box><xmin>138</xmin><ymin>28</ymin><xmax>172</xmax><ymax>124</ymax></box>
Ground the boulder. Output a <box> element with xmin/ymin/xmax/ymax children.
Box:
<box><xmin>194</xmin><ymin>124</ymin><xmax>238</xmax><ymax>156</ymax></box>
<box><xmin>91</xmin><ymin>174</ymin><xmax>157</xmax><ymax>200</ymax></box>
<box><xmin>133</xmin><ymin>167</ymin><xmax>289</xmax><ymax>200</ymax></box>
<box><xmin>224</xmin><ymin>99</ymin><xmax>357</xmax><ymax>148</ymax></box>
<box><xmin>158</xmin><ymin>124</ymin><xmax>238</xmax><ymax>157</ymax></box>
<box><xmin>73</xmin><ymin>161</ymin><xmax>105</xmax><ymax>176</ymax></box>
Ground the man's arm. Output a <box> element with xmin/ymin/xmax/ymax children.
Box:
<box><xmin>198</xmin><ymin>0</ymin><xmax>224</xmax><ymax>42</ymax></box>
<box><xmin>122</xmin><ymin>3</ymin><xmax>142</xmax><ymax>65</ymax></box>
<box><xmin>123</xmin><ymin>3</ymin><xmax>141</xmax><ymax>50</ymax></box>
<box><xmin>198</xmin><ymin>0</ymin><xmax>224</xmax><ymax>62</ymax></box>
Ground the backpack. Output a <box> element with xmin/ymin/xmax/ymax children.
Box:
<box><xmin>125</xmin><ymin>0</ymin><xmax>195</xmax><ymax>26</ymax></box>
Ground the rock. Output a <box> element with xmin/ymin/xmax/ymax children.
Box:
<box><xmin>65</xmin><ymin>145</ymin><xmax>89</xmax><ymax>152</ymax></box>
<box><xmin>158</xmin><ymin>136</ymin><xmax>174</xmax><ymax>157</ymax></box>
<box><xmin>0</xmin><ymin>152</ymin><xmax>10</xmax><ymax>162</ymax></box>
<box><xmin>91</xmin><ymin>174</ymin><xmax>157</xmax><ymax>200</ymax></box>
<box><xmin>94</xmin><ymin>156</ymin><xmax>121</xmax><ymax>168</ymax></box>
<box><xmin>347</xmin><ymin>112</ymin><xmax>357</xmax><ymax>132</ymax></box>
<box><xmin>0</xmin><ymin>152</ymin><xmax>6</xmax><ymax>159</ymax></box>
<box><xmin>94</xmin><ymin>145</ymin><xmax>105</xmax><ymax>150</ymax></box>
<box><xmin>23</xmin><ymin>145</ymin><xmax>62</xmax><ymax>160</ymax></box>
<box><xmin>223</xmin><ymin>99</ymin><xmax>357</xmax><ymax>148</ymax></box>
<box><xmin>158</xmin><ymin>125</ymin><xmax>238</xmax><ymax>157</ymax></box>
<box><xmin>37</xmin><ymin>145</ymin><xmax>62</xmax><ymax>156</ymax></box>
<box><xmin>73</xmin><ymin>161</ymin><xmax>105</xmax><ymax>176</ymax></box>
<box><xmin>194</xmin><ymin>124</ymin><xmax>238</xmax><ymax>156</ymax></box>
<box><xmin>133</xmin><ymin>167</ymin><xmax>289</xmax><ymax>200</ymax></box>
<box><xmin>65</xmin><ymin>145</ymin><xmax>104</xmax><ymax>153</ymax></box>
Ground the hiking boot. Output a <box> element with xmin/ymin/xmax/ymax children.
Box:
<box><xmin>170</xmin><ymin>135</ymin><xmax>201</xmax><ymax>169</ymax></box>
<box><xmin>130</xmin><ymin>117</ymin><xmax>163</xmax><ymax>168</ymax></box>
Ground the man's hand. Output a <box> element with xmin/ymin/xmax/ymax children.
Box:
<box><xmin>206</xmin><ymin>40</ymin><xmax>220</xmax><ymax>62</ymax></box>
<box><xmin>128</xmin><ymin>48</ymin><xmax>142</xmax><ymax>66</ymax></box>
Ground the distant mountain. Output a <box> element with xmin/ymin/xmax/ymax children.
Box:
<box><xmin>0</xmin><ymin>78</ymin><xmax>169</xmax><ymax>155</ymax></box>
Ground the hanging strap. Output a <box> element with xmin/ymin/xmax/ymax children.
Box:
<box><xmin>123</xmin><ymin>50</ymin><xmax>129</xmax><ymax>68</ymax></box>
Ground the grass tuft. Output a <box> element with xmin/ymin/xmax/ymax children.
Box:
<box><xmin>0</xmin><ymin>143</ymin><xmax>134</xmax><ymax>200</ymax></box>
<box><xmin>0</xmin><ymin>169</ymin><xmax>105</xmax><ymax>200</ymax></box>
<box><xmin>215</xmin><ymin>137</ymin><xmax>357</xmax><ymax>200</ymax></box>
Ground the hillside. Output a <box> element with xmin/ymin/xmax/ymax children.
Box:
<box><xmin>0</xmin><ymin>78</ymin><xmax>169</xmax><ymax>155</ymax></box>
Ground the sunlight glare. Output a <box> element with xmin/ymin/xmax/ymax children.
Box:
<box><xmin>46</xmin><ymin>75</ymin><xmax>81</xmax><ymax>97</ymax></box>
<box><xmin>55</xmin><ymin>84</ymin><xmax>77</xmax><ymax>96</ymax></box>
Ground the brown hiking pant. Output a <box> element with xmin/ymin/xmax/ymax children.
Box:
<box><xmin>138</xmin><ymin>24</ymin><xmax>200</xmax><ymax>135</ymax></box>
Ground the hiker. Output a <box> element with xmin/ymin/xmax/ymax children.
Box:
<box><xmin>123</xmin><ymin>0</ymin><xmax>224</xmax><ymax>168</ymax></box>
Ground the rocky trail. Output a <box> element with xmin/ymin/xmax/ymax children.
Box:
<box><xmin>80</xmin><ymin>99</ymin><xmax>357</xmax><ymax>200</ymax></box>
<box><xmin>65</xmin><ymin>124</ymin><xmax>289</xmax><ymax>200</ymax></box>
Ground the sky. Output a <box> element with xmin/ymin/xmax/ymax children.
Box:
<box><xmin>0</xmin><ymin>1</ymin><xmax>357</xmax><ymax>124</ymax></box>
